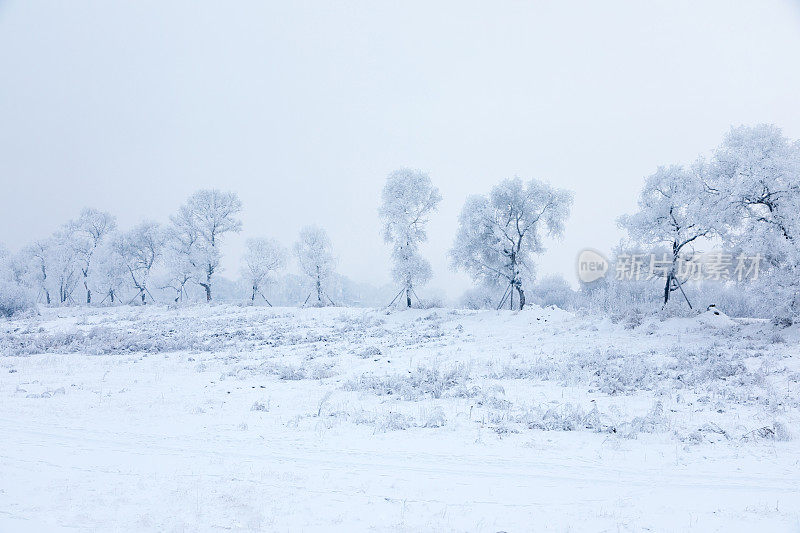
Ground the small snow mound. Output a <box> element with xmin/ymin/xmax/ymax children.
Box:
<box><xmin>696</xmin><ymin>308</ymin><xmax>735</xmax><ymax>328</ymax></box>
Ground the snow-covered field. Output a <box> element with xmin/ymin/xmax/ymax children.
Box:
<box><xmin>1</xmin><ymin>304</ymin><xmax>799</xmax><ymax>532</ymax></box>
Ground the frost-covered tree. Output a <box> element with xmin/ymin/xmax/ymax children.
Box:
<box><xmin>50</xmin><ymin>229</ymin><xmax>82</xmax><ymax>304</ymax></box>
<box><xmin>161</xmin><ymin>246</ymin><xmax>196</xmax><ymax>303</ymax></box>
<box><xmin>25</xmin><ymin>239</ymin><xmax>53</xmax><ymax>305</ymax></box>
<box><xmin>294</xmin><ymin>225</ymin><xmax>336</xmax><ymax>306</ymax></box>
<box><xmin>162</xmin><ymin>219</ymin><xmax>202</xmax><ymax>303</ymax></box>
<box><xmin>66</xmin><ymin>208</ymin><xmax>117</xmax><ymax>304</ymax></box>
<box><xmin>379</xmin><ymin>168</ymin><xmax>441</xmax><ymax>307</ymax></box>
<box><xmin>241</xmin><ymin>237</ymin><xmax>286</xmax><ymax>304</ymax></box>
<box><xmin>450</xmin><ymin>177</ymin><xmax>573</xmax><ymax>310</ymax></box>
<box><xmin>116</xmin><ymin>221</ymin><xmax>165</xmax><ymax>304</ymax></box>
<box><xmin>88</xmin><ymin>237</ymin><xmax>128</xmax><ymax>304</ymax></box>
<box><xmin>704</xmin><ymin>125</ymin><xmax>800</xmax><ymax>313</ymax></box>
<box><xmin>170</xmin><ymin>189</ymin><xmax>242</xmax><ymax>301</ymax></box>
<box><xmin>618</xmin><ymin>165</ymin><xmax>715</xmax><ymax>308</ymax></box>
<box><xmin>0</xmin><ymin>245</ymin><xmax>35</xmax><ymax>317</ymax></box>
<box><xmin>708</xmin><ymin>125</ymin><xmax>800</xmax><ymax>244</ymax></box>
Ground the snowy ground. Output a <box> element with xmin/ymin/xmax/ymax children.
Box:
<box><xmin>1</xmin><ymin>304</ymin><xmax>799</xmax><ymax>532</ymax></box>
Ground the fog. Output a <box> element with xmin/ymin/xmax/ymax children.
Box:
<box><xmin>2</xmin><ymin>0</ymin><xmax>799</xmax><ymax>297</ymax></box>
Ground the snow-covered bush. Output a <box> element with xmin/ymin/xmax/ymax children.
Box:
<box><xmin>0</xmin><ymin>319</ymin><xmax>246</xmax><ymax>356</ymax></box>
<box><xmin>414</xmin><ymin>294</ymin><xmax>445</xmax><ymax>309</ymax></box>
<box><xmin>356</xmin><ymin>345</ymin><xmax>382</xmax><ymax>358</ymax></box>
<box><xmin>265</xmin><ymin>362</ymin><xmax>307</xmax><ymax>380</ymax></box>
<box><xmin>618</xmin><ymin>402</ymin><xmax>668</xmax><ymax>439</ymax></box>
<box><xmin>0</xmin><ymin>247</ymin><xmax>37</xmax><ymax>317</ymax></box>
<box><xmin>691</xmin><ymin>282</ymin><xmax>763</xmax><ymax>318</ymax></box>
<box><xmin>458</xmin><ymin>284</ymin><xmax>505</xmax><ymax>310</ymax></box>
<box><xmin>530</xmin><ymin>274</ymin><xmax>575</xmax><ymax>310</ymax></box>
<box><xmin>344</xmin><ymin>363</ymin><xmax>472</xmax><ymax>401</ymax></box>
<box><xmin>574</xmin><ymin>273</ymin><xmax>660</xmax><ymax>316</ymax></box>
<box><xmin>251</xmin><ymin>400</ymin><xmax>270</xmax><ymax>412</ymax></box>
<box><xmin>374</xmin><ymin>412</ymin><xmax>415</xmax><ymax>432</ymax></box>
<box><xmin>0</xmin><ymin>278</ymin><xmax>36</xmax><ymax>317</ymax></box>
<box><xmin>610</xmin><ymin>306</ymin><xmax>645</xmax><ymax>330</ymax></box>
<box><xmin>522</xmin><ymin>403</ymin><xmax>603</xmax><ymax>432</ymax></box>
<box><xmin>420</xmin><ymin>407</ymin><xmax>447</xmax><ymax>428</ymax></box>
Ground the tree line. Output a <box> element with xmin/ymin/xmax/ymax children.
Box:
<box><xmin>1</xmin><ymin>123</ymin><xmax>799</xmax><ymax>318</ymax></box>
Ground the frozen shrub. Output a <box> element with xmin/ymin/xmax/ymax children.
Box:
<box><xmin>415</xmin><ymin>295</ymin><xmax>445</xmax><ymax>309</ymax></box>
<box><xmin>475</xmin><ymin>389</ymin><xmax>513</xmax><ymax>410</ymax></box>
<box><xmin>683</xmin><ymin>422</ymin><xmax>729</xmax><ymax>444</ymax></box>
<box><xmin>269</xmin><ymin>363</ymin><xmax>306</xmax><ymax>381</ymax></box>
<box><xmin>530</xmin><ymin>274</ymin><xmax>575</xmax><ymax>310</ymax></box>
<box><xmin>487</xmin><ymin>357</ymin><xmax>563</xmax><ymax>382</ymax></box>
<box><xmin>676</xmin><ymin>350</ymin><xmax>751</xmax><ymax>387</ymax></box>
<box><xmin>619</xmin><ymin>402</ymin><xmax>667</xmax><ymax>438</ymax></box>
<box><xmin>344</xmin><ymin>363</ymin><xmax>471</xmax><ymax>401</ymax></box>
<box><xmin>771</xmin><ymin>316</ymin><xmax>793</xmax><ymax>328</ymax></box>
<box><xmin>421</xmin><ymin>408</ymin><xmax>447</xmax><ymax>428</ymax></box>
<box><xmin>683</xmin><ymin>283</ymin><xmax>744</xmax><ymax>318</ymax></box>
<box><xmin>741</xmin><ymin>422</ymin><xmax>791</xmax><ymax>442</ymax></box>
<box><xmin>769</xmin><ymin>333</ymin><xmax>787</xmax><ymax>344</ymax></box>
<box><xmin>596</xmin><ymin>356</ymin><xmax>656</xmax><ymax>395</ymax></box>
<box><xmin>0</xmin><ymin>279</ymin><xmax>36</xmax><ymax>318</ymax></box>
<box><xmin>523</xmin><ymin>403</ymin><xmax>603</xmax><ymax>432</ymax></box>
<box><xmin>773</xmin><ymin>421</ymin><xmax>791</xmax><ymax>441</ymax></box>
<box><xmin>458</xmin><ymin>284</ymin><xmax>505</xmax><ymax>310</ymax></box>
<box><xmin>357</xmin><ymin>346</ymin><xmax>382</xmax><ymax>359</ymax></box>
<box><xmin>610</xmin><ymin>307</ymin><xmax>645</xmax><ymax>329</ymax></box>
<box><xmin>374</xmin><ymin>412</ymin><xmax>414</xmax><ymax>432</ymax></box>
<box><xmin>576</xmin><ymin>276</ymin><xmax>658</xmax><ymax>315</ymax></box>
<box><xmin>251</xmin><ymin>400</ymin><xmax>270</xmax><ymax>412</ymax></box>
<box><xmin>492</xmin><ymin>423</ymin><xmax>520</xmax><ymax>435</ymax></box>
<box><xmin>310</xmin><ymin>363</ymin><xmax>337</xmax><ymax>380</ymax></box>
<box><xmin>0</xmin><ymin>325</ymin><xmax>230</xmax><ymax>356</ymax></box>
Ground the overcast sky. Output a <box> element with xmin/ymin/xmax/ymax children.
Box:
<box><xmin>2</xmin><ymin>0</ymin><xmax>800</xmax><ymax>298</ymax></box>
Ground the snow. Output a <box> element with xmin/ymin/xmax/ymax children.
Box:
<box><xmin>1</xmin><ymin>304</ymin><xmax>799</xmax><ymax>531</ymax></box>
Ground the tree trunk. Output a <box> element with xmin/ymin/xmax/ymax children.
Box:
<box><xmin>516</xmin><ymin>285</ymin><xmax>525</xmax><ymax>310</ymax></box>
<box><xmin>316</xmin><ymin>266</ymin><xmax>322</xmax><ymax>304</ymax></box>
<box><xmin>141</xmin><ymin>290</ymin><xmax>146</xmax><ymax>304</ymax></box>
<box><xmin>84</xmin><ymin>271</ymin><xmax>91</xmax><ymax>304</ymax></box>
<box><xmin>202</xmin><ymin>265</ymin><xmax>214</xmax><ymax>302</ymax></box>
<box><xmin>251</xmin><ymin>285</ymin><xmax>257</xmax><ymax>302</ymax></box>
<box><xmin>109</xmin><ymin>289</ymin><xmax>115</xmax><ymax>304</ymax></box>
<box><xmin>406</xmin><ymin>289</ymin><xmax>412</xmax><ymax>308</ymax></box>
<box><xmin>41</xmin><ymin>265</ymin><xmax>50</xmax><ymax>304</ymax></box>
<box><xmin>663</xmin><ymin>273</ymin><xmax>672</xmax><ymax>305</ymax></box>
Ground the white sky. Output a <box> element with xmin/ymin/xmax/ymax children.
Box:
<box><xmin>2</xmin><ymin>0</ymin><xmax>800</xmax><ymax>298</ymax></box>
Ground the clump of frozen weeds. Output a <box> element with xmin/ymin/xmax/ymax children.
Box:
<box><xmin>520</xmin><ymin>403</ymin><xmax>604</xmax><ymax>432</ymax></box>
<box><xmin>617</xmin><ymin>401</ymin><xmax>668</xmax><ymax>438</ymax></box>
<box><xmin>251</xmin><ymin>400</ymin><xmax>270</xmax><ymax>412</ymax></box>
<box><xmin>343</xmin><ymin>362</ymin><xmax>473</xmax><ymax>400</ymax></box>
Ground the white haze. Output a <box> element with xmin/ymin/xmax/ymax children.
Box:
<box><xmin>1</xmin><ymin>0</ymin><xmax>800</xmax><ymax>298</ymax></box>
